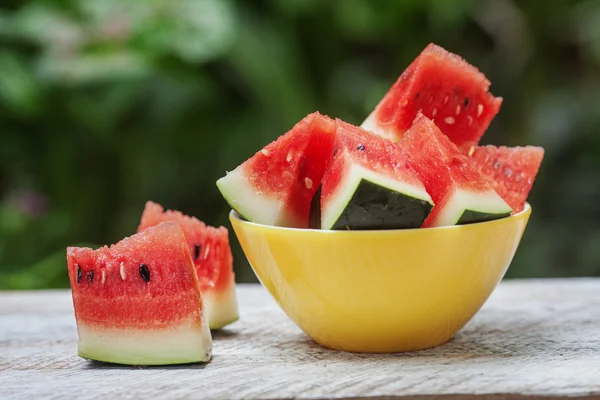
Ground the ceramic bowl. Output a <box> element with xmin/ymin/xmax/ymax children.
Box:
<box><xmin>230</xmin><ymin>205</ymin><xmax>531</xmax><ymax>353</ymax></box>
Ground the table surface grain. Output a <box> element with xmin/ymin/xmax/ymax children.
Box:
<box><xmin>2</xmin><ymin>279</ymin><xmax>600</xmax><ymax>400</ymax></box>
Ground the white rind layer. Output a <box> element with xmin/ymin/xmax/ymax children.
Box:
<box><xmin>322</xmin><ymin>163</ymin><xmax>433</xmax><ymax>230</ymax></box>
<box><xmin>360</xmin><ymin>112</ymin><xmax>399</xmax><ymax>142</ymax></box>
<box><xmin>77</xmin><ymin>316</ymin><xmax>212</xmax><ymax>365</ymax></box>
<box><xmin>433</xmin><ymin>187</ymin><xmax>513</xmax><ymax>227</ymax></box>
<box><xmin>204</xmin><ymin>280</ymin><xmax>239</xmax><ymax>330</ymax></box>
<box><xmin>216</xmin><ymin>167</ymin><xmax>301</xmax><ymax>227</ymax></box>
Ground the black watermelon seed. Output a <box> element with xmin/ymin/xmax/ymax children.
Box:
<box><xmin>357</xmin><ymin>144</ymin><xmax>365</xmax><ymax>151</ymax></box>
<box><xmin>140</xmin><ymin>264</ymin><xmax>151</xmax><ymax>282</ymax></box>
<box><xmin>464</xmin><ymin>97</ymin><xmax>470</xmax><ymax>107</ymax></box>
<box><xmin>87</xmin><ymin>270</ymin><xmax>94</xmax><ymax>283</ymax></box>
<box><xmin>76</xmin><ymin>265</ymin><xmax>82</xmax><ymax>283</ymax></box>
<box><xmin>194</xmin><ymin>244</ymin><xmax>201</xmax><ymax>261</ymax></box>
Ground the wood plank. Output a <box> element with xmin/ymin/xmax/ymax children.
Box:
<box><xmin>2</xmin><ymin>280</ymin><xmax>600</xmax><ymax>399</ymax></box>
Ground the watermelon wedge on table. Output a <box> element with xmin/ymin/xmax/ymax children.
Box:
<box><xmin>137</xmin><ymin>201</ymin><xmax>238</xmax><ymax>330</ymax></box>
<box><xmin>401</xmin><ymin>114</ymin><xmax>512</xmax><ymax>227</ymax></box>
<box><xmin>466</xmin><ymin>145</ymin><xmax>544</xmax><ymax>213</ymax></box>
<box><xmin>66</xmin><ymin>222</ymin><xmax>212</xmax><ymax>365</ymax></box>
<box><xmin>216</xmin><ymin>112</ymin><xmax>337</xmax><ymax>228</ymax></box>
<box><xmin>362</xmin><ymin>43</ymin><xmax>502</xmax><ymax>149</ymax></box>
<box><xmin>319</xmin><ymin>120</ymin><xmax>433</xmax><ymax>230</ymax></box>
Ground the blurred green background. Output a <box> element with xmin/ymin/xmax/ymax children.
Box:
<box><xmin>0</xmin><ymin>0</ymin><xmax>598</xmax><ymax>289</ymax></box>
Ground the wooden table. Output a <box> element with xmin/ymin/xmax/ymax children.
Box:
<box><xmin>2</xmin><ymin>280</ymin><xmax>600</xmax><ymax>399</ymax></box>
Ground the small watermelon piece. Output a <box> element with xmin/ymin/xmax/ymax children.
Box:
<box><xmin>466</xmin><ymin>145</ymin><xmax>544</xmax><ymax>213</ymax></box>
<box><xmin>66</xmin><ymin>222</ymin><xmax>212</xmax><ymax>365</ymax></box>
<box><xmin>401</xmin><ymin>114</ymin><xmax>512</xmax><ymax>227</ymax></box>
<box><xmin>137</xmin><ymin>201</ymin><xmax>238</xmax><ymax>330</ymax></box>
<box><xmin>320</xmin><ymin>120</ymin><xmax>433</xmax><ymax>230</ymax></box>
<box><xmin>362</xmin><ymin>43</ymin><xmax>502</xmax><ymax>149</ymax></box>
<box><xmin>216</xmin><ymin>112</ymin><xmax>337</xmax><ymax>228</ymax></box>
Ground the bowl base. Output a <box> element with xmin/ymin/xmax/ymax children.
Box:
<box><xmin>311</xmin><ymin>334</ymin><xmax>453</xmax><ymax>354</ymax></box>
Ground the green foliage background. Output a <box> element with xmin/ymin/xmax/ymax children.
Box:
<box><xmin>1</xmin><ymin>0</ymin><xmax>599</xmax><ymax>289</ymax></box>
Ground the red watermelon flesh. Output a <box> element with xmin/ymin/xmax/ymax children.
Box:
<box><xmin>216</xmin><ymin>112</ymin><xmax>337</xmax><ymax>228</ymax></box>
<box><xmin>401</xmin><ymin>114</ymin><xmax>512</xmax><ymax>227</ymax></box>
<box><xmin>466</xmin><ymin>145</ymin><xmax>544</xmax><ymax>213</ymax></box>
<box><xmin>362</xmin><ymin>43</ymin><xmax>502</xmax><ymax>149</ymax></box>
<box><xmin>137</xmin><ymin>201</ymin><xmax>238</xmax><ymax>329</ymax></box>
<box><xmin>320</xmin><ymin>120</ymin><xmax>433</xmax><ymax>230</ymax></box>
<box><xmin>66</xmin><ymin>222</ymin><xmax>212</xmax><ymax>365</ymax></box>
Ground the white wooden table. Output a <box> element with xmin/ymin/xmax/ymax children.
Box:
<box><xmin>2</xmin><ymin>280</ymin><xmax>600</xmax><ymax>399</ymax></box>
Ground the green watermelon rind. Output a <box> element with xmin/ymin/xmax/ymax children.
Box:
<box><xmin>457</xmin><ymin>209</ymin><xmax>511</xmax><ymax>225</ymax></box>
<box><xmin>431</xmin><ymin>188</ymin><xmax>513</xmax><ymax>227</ymax></box>
<box><xmin>216</xmin><ymin>166</ymin><xmax>302</xmax><ymax>228</ymax></box>
<box><xmin>330</xmin><ymin>180</ymin><xmax>434</xmax><ymax>230</ymax></box>
<box><xmin>76</xmin><ymin>315</ymin><xmax>213</xmax><ymax>366</ymax></box>
<box><xmin>322</xmin><ymin>163</ymin><xmax>434</xmax><ymax>231</ymax></box>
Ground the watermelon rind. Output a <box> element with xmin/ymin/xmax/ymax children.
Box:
<box><xmin>322</xmin><ymin>164</ymin><xmax>433</xmax><ymax>231</ymax></box>
<box><xmin>361</xmin><ymin>112</ymin><xmax>398</xmax><ymax>142</ymax></box>
<box><xmin>216</xmin><ymin>166</ymin><xmax>302</xmax><ymax>228</ymax></box>
<box><xmin>77</xmin><ymin>314</ymin><xmax>212</xmax><ymax>366</ymax></box>
<box><xmin>457</xmin><ymin>210</ymin><xmax>511</xmax><ymax>225</ymax></box>
<box><xmin>205</xmin><ymin>279</ymin><xmax>239</xmax><ymax>330</ymax></box>
<box><xmin>432</xmin><ymin>188</ymin><xmax>512</xmax><ymax>227</ymax></box>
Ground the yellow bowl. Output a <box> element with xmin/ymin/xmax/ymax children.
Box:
<box><xmin>230</xmin><ymin>205</ymin><xmax>531</xmax><ymax>353</ymax></box>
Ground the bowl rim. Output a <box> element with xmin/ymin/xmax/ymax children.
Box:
<box><xmin>229</xmin><ymin>202</ymin><xmax>531</xmax><ymax>235</ymax></box>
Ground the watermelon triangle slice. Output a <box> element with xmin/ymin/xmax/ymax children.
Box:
<box><xmin>66</xmin><ymin>222</ymin><xmax>212</xmax><ymax>365</ymax></box>
<box><xmin>137</xmin><ymin>201</ymin><xmax>239</xmax><ymax>330</ymax></box>
<box><xmin>320</xmin><ymin>120</ymin><xmax>433</xmax><ymax>230</ymax></box>
<box><xmin>401</xmin><ymin>114</ymin><xmax>512</xmax><ymax>227</ymax></box>
<box><xmin>216</xmin><ymin>112</ymin><xmax>337</xmax><ymax>228</ymax></box>
<box><xmin>362</xmin><ymin>43</ymin><xmax>502</xmax><ymax>149</ymax></box>
<box><xmin>466</xmin><ymin>145</ymin><xmax>544</xmax><ymax>213</ymax></box>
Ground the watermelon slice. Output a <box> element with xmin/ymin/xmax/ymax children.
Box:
<box><xmin>320</xmin><ymin>120</ymin><xmax>433</xmax><ymax>230</ymax></box>
<box><xmin>137</xmin><ymin>201</ymin><xmax>238</xmax><ymax>330</ymax></box>
<box><xmin>362</xmin><ymin>43</ymin><xmax>502</xmax><ymax>149</ymax></box>
<box><xmin>401</xmin><ymin>114</ymin><xmax>512</xmax><ymax>227</ymax></box>
<box><xmin>466</xmin><ymin>145</ymin><xmax>544</xmax><ymax>213</ymax></box>
<box><xmin>216</xmin><ymin>112</ymin><xmax>337</xmax><ymax>228</ymax></box>
<box><xmin>66</xmin><ymin>222</ymin><xmax>212</xmax><ymax>365</ymax></box>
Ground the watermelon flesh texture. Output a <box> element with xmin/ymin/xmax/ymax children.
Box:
<box><xmin>216</xmin><ymin>112</ymin><xmax>337</xmax><ymax>228</ymax></box>
<box><xmin>320</xmin><ymin>120</ymin><xmax>433</xmax><ymax>230</ymax></box>
<box><xmin>466</xmin><ymin>145</ymin><xmax>544</xmax><ymax>213</ymax></box>
<box><xmin>66</xmin><ymin>222</ymin><xmax>212</xmax><ymax>365</ymax></box>
<box><xmin>137</xmin><ymin>201</ymin><xmax>238</xmax><ymax>330</ymax></box>
<box><xmin>401</xmin><ymin>114</ymin><xmax>512</xmax><ymax>227</ymax></box>
<box><xmin>362</xmin><ymin>43</ymin><xmax>502</xmax><ymax>149</ymax></box>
